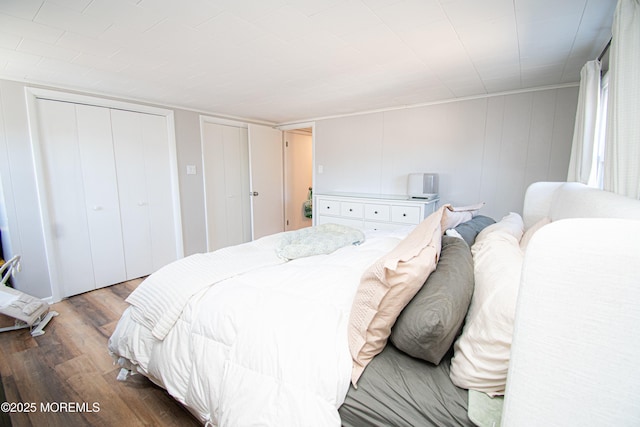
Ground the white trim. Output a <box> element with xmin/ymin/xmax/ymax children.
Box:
<box><xmin>286</xmin><ymin>128</ymin><xmax>312</xmax><ymax>136</ymax></box>
<box><xmin>0</xmin><ymin>75</ymin><xmax>275</xmax><ymax>126</ymax></box>
<box><xmin>310</xmin><ymin>123</ymin><xmax>316</xmax><ymax>211</ymax></box>
<box><xmin>200</xmin><ymin>114</ymin><xmax>249</xmax><ymax>129</ymax></box>
<box><xmin>3</xmin><ymin>76</ymin><xmax>577</xmax><ymax>130</ymax></box>
<box><xmin>276</xmin><ymin>121</ymin><xmax>315</xmax><ymax>131</ymax></box>
<box><xmin>25</xmin><ymin>87</ymin><xmax>184</xmax><ymax>301</ymax></box>
<box><xmin>24</xmin><ymin>90</ymin><xmax>61</xmax><ymax>301</ymax></box>
<box><xmin>164</xmin><ymin>111</ymin><xmax>185</xmax><ymax>260</ymax></box>
<box><xmin>275</xmin><ymin>83</ymin><xmax>580</xmax><ymax>127</ymax></box>
<box><xmin>25</xmin><ymin>87</ymin><xmax>172</xmax><ymax>117</ymax></box>
<box><xmin>198</xmin><ymin>116</ymin><xmax>208</xmax><ymax>251</ymax></box>
<box><xmin>247</xmin><ymin>125</ymin><xmax>257</xmax><ymax>241</ymax></box>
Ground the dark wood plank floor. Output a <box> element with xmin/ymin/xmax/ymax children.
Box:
<box><xmin>0</xmin><ymin>279</ymin><xmax>201</xmax><ymax>427</ymax></box>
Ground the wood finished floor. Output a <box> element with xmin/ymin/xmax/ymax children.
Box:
<box><xmin>0</xmin><ymin>279</ymin><xmax>201</xmax><ymax>427</ymax></box>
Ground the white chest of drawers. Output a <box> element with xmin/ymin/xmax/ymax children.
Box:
<box><xmin>314</xmin><ymin>193</ymin><xmax>439</xmax><ymax>231</ymax></box>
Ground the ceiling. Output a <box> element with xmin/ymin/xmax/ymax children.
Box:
<box><xmin>0</xmin><ymin>0</ymin><xmax>615</xmax><ymax>125</ymax></box>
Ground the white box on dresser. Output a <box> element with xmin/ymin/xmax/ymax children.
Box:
<box><xmin>314</xmin><ymin>193</ymin><xmax>439</xmax><ymax>231</ymax></box>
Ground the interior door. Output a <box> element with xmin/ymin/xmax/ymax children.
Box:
<box><xmin>201</xmin><ymin>121</ymin><xmax>252</xmax><ymax>251</ymax></box>
<box><xmin>248</xmin><ymin>124</ymin><xmax>284</xmax><ymax>239</ymax></box>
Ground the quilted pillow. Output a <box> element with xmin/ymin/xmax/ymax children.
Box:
<box><xmin>276</xmin><ymin>223</ymin><xmax>365</xmax><ymax>260</ymax></box>
<box><xmin>348</xmin><ymin>206</ymin><xmax>444</xmax><ymax>386</ymax></box>
<box><xmin>449</xmin><ymin>213</ymin><xmax>524</xmax><ymax>396</ymax></box>
<box><xmin>390</xmin><ymin>235</ymin><xmax>474</xmax><ymax>365</ymax></box>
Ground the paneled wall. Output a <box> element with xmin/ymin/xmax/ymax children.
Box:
<box><xmin>314</xmin><ymin>86</ymin><xmax>578</xmax><ymax>221</ymax></box>
<box><xmin>0</xmin><ymin>77</ymin><xmax>578</xmax><ymax>299</ymax></box>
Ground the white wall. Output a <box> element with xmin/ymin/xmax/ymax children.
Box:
<box><xmin>0</xmin><ymin>80</ymin><xmax>50</xmax><ymax>298</ymax></box>
<box><xmin>0</xmin><ymin>79</ymin><xmax>208</xmax><ymax>298</ymax></box>
<box><xmin>314</xmin><ymin>87</ymin><xmax>578</xmax><ymax>221</ymax></box>
<box><xmin>0</xmin><ymin>78</ymin><xmax>579</xmax><ymax>298</ymax></box>
<box><xmin>174</xmin><ymin>109</ymin><xmax>207</xmax><ymax>256</ymax></box>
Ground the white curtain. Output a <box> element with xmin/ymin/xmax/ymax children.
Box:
<box><xmin>590</xmin><ymin>72</ymin><xmax>609</xmax><ymax>188</ymax></box>
<box><xmin>567</xmin><ymin>60</ymin><xmax>602</xmax><ymax>184</ymax></box>
<box><xmin>603</xmin><ymin>0</ymin><xmax>640</xmax><ymax>199</ymax></box>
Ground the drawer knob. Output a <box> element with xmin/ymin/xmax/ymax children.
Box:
<box><xmin>349</xmin><ymin>208</ymin><xmax>353</xmax><ymax>212</ymax></box>
<box><xmin>374</xmin><ymin>210</ymin><xmax>378</xmax><ymax>214</ymax></box>
<box><xmin>403</xmin><ymin>213</ymin><xmax>407</xmax><ymax>217</ymax></box>
<box><xmin>326</xmin><ymin>206</ymin><xmax>330</xmax><ymax>209</ymax></box>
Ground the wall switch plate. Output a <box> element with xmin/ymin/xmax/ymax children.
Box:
<box><xmin>186</xmin><ymin>165</ymin><xmax>197</xmax><ymax>175</ymax></box>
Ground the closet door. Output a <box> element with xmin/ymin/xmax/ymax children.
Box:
<box><xmin>76</xmin><ymin>105</ymin><xmax>127</xmax><ymax>288</ymax></box>
<box><xmin>36</xmin><ymin>99</ymin><xmax>95</xmax><ymax>297</ymax></box>
<box><xmin>37</xmin><ymin>100</ymin><xmax>127</xmax><ymax>296</ymax></box>
<box><xmin>111</xmin><ymin>109</ymin><xmax>176</xmax><ymax>279</ymax></box>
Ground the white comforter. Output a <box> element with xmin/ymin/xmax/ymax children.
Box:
<box><xmin>108</xmin><ymin>228</ymin><xmax>410</xmax><ymax>426</ymax></box>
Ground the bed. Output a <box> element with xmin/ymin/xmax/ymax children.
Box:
<box><xmin>108</xmin><ymin>223</ymin><xmax>414</xmax><ymax>425</ymax></box>
<box><xmin>109</xmin><ymin>183</ymin><xmax>640</xmax><ymax>427</ymax></box>
<box><xmin>108</xmin><ymin>201</ymin><xmax>498</xmax><ymax>426</ymax></box>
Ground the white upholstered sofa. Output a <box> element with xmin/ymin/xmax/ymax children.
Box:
<box><xmin>502</xmin><ymin>182</ymin><xmax>640</xmax><ymax>426</ymax></box>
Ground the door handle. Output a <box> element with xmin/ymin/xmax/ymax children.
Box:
<box><xmin>250</xmin><ymin>191</ymin><xmax>259</xmax><ymax>196</ymax></box>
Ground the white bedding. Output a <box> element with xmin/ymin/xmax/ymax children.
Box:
<box><xmin>108</xmin><ymin>227</ymin><xmax>412</xmax><ymax>426</ymax></box>
<box><xmin>125</xmin><ymin>233</ymin><xmax>286</xmax><ymax>340</ymax></box>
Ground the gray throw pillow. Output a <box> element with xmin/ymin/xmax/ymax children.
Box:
<box><xmin>452</xmin><ymin>215</ymin><xmax>495</xmax><ymax>247</ymax></box>
<box><xmin>389</xmin><ymin>236</ymin><xmax>474</xmax><ymax>365</ymax></box>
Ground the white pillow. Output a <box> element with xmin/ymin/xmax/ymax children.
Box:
<box><xmin>450</xmin><ymin>213</ymin><xmax>524</xmax><ymax>396</ymax></box>
<box><xmin>441</xmin><ymin>202</ymin><xmax>486</xmax><ymax>231</ymax></box>
<box><xmin>474</xmin><ymin>212</ymin><xmax>524</xmax><ymax>245</ymax></box>
<box><xmin>519</xmin><ymin>217</ymin><xmax>551</xmax><ymax>252</ymax></box>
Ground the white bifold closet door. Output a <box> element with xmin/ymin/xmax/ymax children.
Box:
<box><xmin>37</xmin><ymin>100</ymin><xmax>126</xmax><ymax>296</ymax></box>
<box><xmin>36</xmin><ymin>99</ymin><xmax>177</xmax><ymax>298</ymax></box>
<box><xmin>111</xmin><ymin>109</ymin><xmax>176</xmax><ymax>280</ymax></box>
<box><xmin>76</xmin><ymin>105</ymin><xmax>128</xmax><ymax>288</ymax></box>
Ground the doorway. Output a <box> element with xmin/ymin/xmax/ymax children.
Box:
<box><xmin>283</xmin><ymin>128</ymin><xmax>313</xmax><ymax>231</ymax></box>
